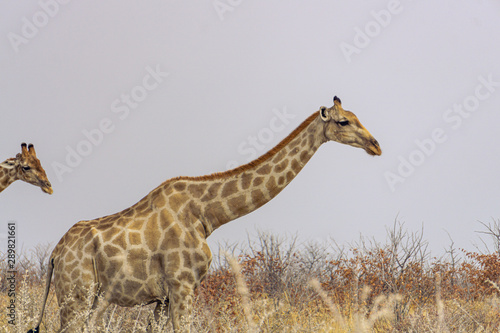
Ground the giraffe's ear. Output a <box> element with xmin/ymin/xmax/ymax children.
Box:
<box><xmin>320</xmin><ymin>106</ymin><xmax>330</xmax><ymax>121</ymax></box>
<box><xmin>333</xmin><ymin>96</ymin><xmax>342</xmax><ymax>106</ymax></box>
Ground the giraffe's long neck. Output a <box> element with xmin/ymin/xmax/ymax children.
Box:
<box><xmin>161</xmin><ymin>112</ymin><xmax>326</xmax><ymax>236</ymax></box>
<box><xmin>0</xmin><ymin>164</ymin><xmax>17</xmax><ymax>193</ymax></box>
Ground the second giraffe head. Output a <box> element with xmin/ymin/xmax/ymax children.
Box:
<box><xmin>2</xmin><ymin>143</ymin><xmax>53</xmax><ymax>194</ymax></box>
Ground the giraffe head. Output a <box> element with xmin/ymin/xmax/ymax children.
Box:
<box><xmin>319</xmin><ymin>96</ymin><xmax>382</xmax><ymax>156</ymax></box>
<box><xmin>0</xmin><ymin>143</ymin><xmax>53</xmax><ymax>194</ymax></box>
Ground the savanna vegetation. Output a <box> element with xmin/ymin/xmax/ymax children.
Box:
<box><xmin>1</xmin><ymin>220</ymin><xmax>499</xmax><ymax>332</ymax></box>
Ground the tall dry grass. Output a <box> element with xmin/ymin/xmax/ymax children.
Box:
<box><xmin>1</xmin><ymin>220</ymin><xmax>499</xmax><ymax>332</ymax></box>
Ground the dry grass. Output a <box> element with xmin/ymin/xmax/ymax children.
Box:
<box><xmin>1</xmin><ymin>222</ymin><xmax>500</xmax><ymax>332</ymax></box>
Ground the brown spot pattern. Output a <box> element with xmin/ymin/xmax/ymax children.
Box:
<box><xmin>149</xmin><ymin>253</ymin><xmax>165</xmax><ymax>274</ymax></box>
<box><xmin>128</xmin><ymin>232</ymin><xmax>142</xmax><ymax>245</ymax></box>
<box><xmin>288</xmin><ymin>147</ymin><xmax>300</xmax><ymax>157</ymax></box>
<box><xmin>167</xmin><ymin>252</ymin><xmax>180</xmax><ymax>271</ymax></box>
<box><xmin>114</xmin><ymin>231</ymin><xmax>127</xmax><ymax>249</ymax></box>
<box><xmin>240</xmin><ymin>173</ymin><xmax>253</xmax><ymax>190</ymax></box>
<box><xmin>169</xmin><ymin>193</ymin><xmax>189</xmax><ymax>212</ymax></box>
<box><xmin>221</xmin><ymin>180</ymin><xmax>238</xmax><ymax>198</ymax></box>
<box><xmin>253</xmin><ymin>177</ymin><xmax>264</xmax><ymax>186</ymax></box>
<box><xmin>256</xmin><ymin>164</ymin><xmax>272</xmax><ymax>175</ymax></box>
<box><xmin>228</xmin><ymin>195</ymin><xmax>248</xmax><ymax>215</ymax></box>
<box><xmin>251</xmin><ymin>189</ymin><xmax>265</xmax><ymax>206</ymax></box>
<box><xmin>188</xmin><ymin>183</ymin><xmax>208</xmax><ymax>198</ymax></box>
<box><xmin>204</xmin><ymin>201</ymin><xmax>230</xmax><ymax>225</ymax></box>
<box><xmin>144</xmin><ymin>217</ymin><xmax>161</xmax><ymax>251</ymax></box>
<box><xmin>274</xmin><ymin>159</ymin><xmax>289</xmax><ymax>173</ymax></box>
<box><xmin>107</xmin><ymin>259</ymin><xmax>123</xmax><ymax>275</ymax></box>
<box><xmin>266</xmin><ymin>177</ymin><xmax>277</xmax><ymax>194</ymax></box>
<box><xmin>104</xmin><ymin>245</ymin><xmax>121</xmax><ymax>258</ymax></box>
<box><xmin>178</xmin><ymin>271</ymin><xmax>195</xmax><ymax>285</ymax></box>
<box><xmin>102</xmin><ymin>228</ymin><xmax>116</xmax><ymax>242</ymax></box>
<box><xmin>173</xmin><ymin>182</ymin><xmax>186</xmax><ymax>191</ymax></box>
<box><xmin>161</xmin><ymin>234</ymin><xmax>180</xmax><ymax>250</ymax></box>
<box><xmin>182</xmin><ymin>251</ymin><xmax>192</xmax><ymax>268</ymax></box>
<box><xmin>128</xmin><ymin>219</ymin><xmax>144</xmax><ymax>231</ymax></box>
<box><xmin>128</xmin><ymin>248</ymin><xmax>148</xmax><ymax>280</ymax></box>
<box><xmin>200</xmin><ymin>182</ymin><xmax>222</xmax><ymax>202</ymax></box>
<box><xmin>152</xmin><ymin>193</ymin><xmax>166</xmax><ymax>207</ymax></box>
<box><xmin>291</xmin><ymin>159</ymin><xmax>301</xmax><ymax>173</ymax></box>
<box><xmin>272</xmin><ymin>149</ymin><xmax>287</xmax><ymax>163</ymax></box>
<box><xmin>124</xmin><ymin>280</ymin><xmax>142</xmax><ymax>294</ymax></box>
<box><xmin>159</xmin><ymin>209</ymin><xmax>174</xmax><ymax>229</ymax></box>
<box><xmin>300</xmin><ymin>151</ymin><xmax>310</xmax><ymax>163</ymax></box>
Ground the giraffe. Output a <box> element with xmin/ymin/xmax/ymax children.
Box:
<box><xmin>0</xmin><ymin>143</ymin><xmax>53</xmax><ymax>194</ymax></box>
<box><xmin>28</xmin><ymin>96</ymin><xmax>381</xmax><ymax>332</ymax></box>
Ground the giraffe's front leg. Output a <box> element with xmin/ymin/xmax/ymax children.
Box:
<box><xmin>169</xmin><ymin>283</ymin><xmax>195</xmax><ymax>333</ymax></box>
<box><xmin>86</xmin><ymin>297</ymin><xmax>109</xmax><ymax>330</ymax></box>
<box><xmin>146</xmin><ymin>299</ymin><xmax>171</xmax><ymax>332</ymax></box>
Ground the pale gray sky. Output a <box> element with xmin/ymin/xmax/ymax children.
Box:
<box><xmin>1</xmin><ymin>0</ymin><xmax>500</xmax><ymax>255</ymax></box>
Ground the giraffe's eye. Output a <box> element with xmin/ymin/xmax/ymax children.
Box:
<box><xmin>22</xmin><ymin>165</ymin><xmax>31</xmax><ymax>171</ymax></box>
<box><xmin>338</xmin><ymin>120</ymin><xmax>349</xmax><ymax>127</ymax></box>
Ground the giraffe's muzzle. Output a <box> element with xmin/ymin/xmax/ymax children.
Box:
<box><xmin>365</xmin><ymin>138</ymin><xmax>382</xmax><ymax>156</ymax></box>
<box><xmin>41</xmin><ymin>181</ymin><xmax>53</xmax><ymax>194</ymax></box>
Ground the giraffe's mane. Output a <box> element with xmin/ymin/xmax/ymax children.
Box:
<box><xmin>166</xmin><ymin>111</ymin><xmax>319</xmax><ymax>183</ymax></box>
